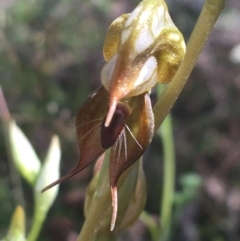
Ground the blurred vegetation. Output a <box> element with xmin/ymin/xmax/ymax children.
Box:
<box><xmin>0</xmin><ymin>0</ymin><xmax>240</xmax><ymax>240</ymax></box>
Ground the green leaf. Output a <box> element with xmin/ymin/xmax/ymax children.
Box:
<box><xmin>1</xmin><ymin>206</ymin><xmax>26</xmax><ymax>241</ymax></box>
<box><xmin>27</xmin><ymin>135</ymin><xmax>61</xmax><ymax>241</ymax></box>
<box><xmin>8</xmin><ymin>120</ymin><xmax>41</xmax><ymax>186</ymax></box>
<box><xmin>35</xmin><ymin>135</ymin><xmax>61</xmax><ymax>213</ymax></box>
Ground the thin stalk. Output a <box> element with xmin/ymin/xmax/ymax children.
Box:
<box><xmin>153</xmin><ymin>1</ymin><xmax>225</xmax><ymax>240</ymax></box>
<box><xmin>77</xmin><ymin>149</ymin><xmax>112</xmax><ymax>241</ymax></box>
<box><xmin>27</xmin><ymin>208</ymin><xmax>46</xmax><ymax>241</ymax></box>
<box><xmin>157</xmin><ymin>106</ymin><xmax>175</xmax><ymax>241</ymax></box>
<box><xmin>140</xmin><ymin>211</ymin><xmax>158</xmax><ymax>241</ymax></box>
<box><xmin>153</xmin><ymin>0</ymin><xmax>225</xmax><ymax>132</ymax></box>
<box><xmin>77</xmin><ymin>150</ymin><xmax>137</xmax><ymax>241</ymax></box>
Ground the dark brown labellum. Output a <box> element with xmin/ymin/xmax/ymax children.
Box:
<box><xmin>101</xmin><ymin>102</ymin><xmax>132</xmax><ymax>149</ymax></box>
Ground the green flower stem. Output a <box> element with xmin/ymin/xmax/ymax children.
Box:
<box><xmin>153</xmin><ymin>0</ymin><xmax>225</xmax><ymax>132</ymax></box>
<box><xmin>140</xmin><ymin>211</ymin><xmax>158</xmax><ymax>241</ymax></box>
<box><xmin>77</xmin><ymin>179</ymin><xmax>111</xmax><ymax>241</ymax></box>
<box><xmin>153</xmin><ymin>1</ymin><xmax>225</xmax><ymax>240</ymax></box>
<box><xmin>157</xmin><ymin>107</ymin><xmax>175</xmax><ymax>241</ymax></box>
<box><xmin>27</xmin><ymin>208</ymin><xmax>46</xmax><ymax>241</ymax></box>
<box><xmin>77</xmin><ymin>150</ymin><xmax>137</xmax><ymax>241</ymax></box>
<box><xmin>77</xmin><ymin>150</ymin><xmax>113</xmax><ymax>241</ymax></box>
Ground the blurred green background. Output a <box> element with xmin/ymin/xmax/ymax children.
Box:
<box><xmin>0</xmin><ymin>0</ymin><xmax>240</xmax><ymax>240</ymax></box>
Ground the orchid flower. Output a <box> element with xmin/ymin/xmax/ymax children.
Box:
<box><xmin>42</xmin><ymin>0</ymin><xmax>186</xmax><ymax>231</ymax></box>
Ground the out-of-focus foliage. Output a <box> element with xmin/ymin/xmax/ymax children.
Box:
<box><xmin>1</xmin><ymin>206</ymin><xmax>26</xmax><ymax>241</ymax></box>
<box><xmin>0</xmin><ymin>98</ymin><xmax>61</xmax><ymax>241</ymax></box>
<box><xmin>0</xmin><ymin>0</ymin><xmax>240</xmax><ymax>240</ymax></box>
<box><xmin>8</xmin><ymin>120</ymin><xmax>41</xmax><ymax>186</ymax></box>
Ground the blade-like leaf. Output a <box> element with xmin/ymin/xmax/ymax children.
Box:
<box><xmin>4</xmin><ymin>206</ymin><xmax>26</xmax><ymax>241</ymax></box>
<box><xmin>36</xmin><ymin>135</ymin><xmax>61</xmax><ymax>207</ymax></box>
<box><xmin>8</xmin><ymin>120</ymin><xmax>41</xmax><ymax>186</ymax></box>
<box><xmin>27</xmin><ymin>135</ymin><xmax>61</xmax><ymax>241</ymax></box>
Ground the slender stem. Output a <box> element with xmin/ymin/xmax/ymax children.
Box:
<box><xmin>153</xmin><ymin>0</ymin><xmax>225</xmax><ymax>132</ymax></box>
<box><xmin>158</xmin><ymin>109</ymin><xmax>175</xmax><ymax>241</ymax></box>
<box><xmin>77</xmin><ymin>150</ymin><xmax>139</xmax><ymax>241</ymax></box>
<box><xmin>77</xmin><ymin>150</ymin><xmax>111</xmax><ymax>241</ymax></box>
<box><xmin>27</xmin><ymin>208</ymin><xmax>46</xmax><ymax>241</ymax></box>
<box><xmin>78</xmin><ymin>193</ymin><xmax>111</xmax><ymax>241</ymax></box>
<box><xmin>153</xmin><ymin>1</ymin><xmax>225</xmax><ymax>240</ymax></box>
<box><xmin>140</xmin><ymin>211</ymin><xmax>158</xmax><ymax>241</ymax></box>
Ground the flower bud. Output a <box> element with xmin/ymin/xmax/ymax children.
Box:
<box><xmin>101</xmin><ymin>0</ymin><xmax>186</xmax><ymax>126</ymax></box>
